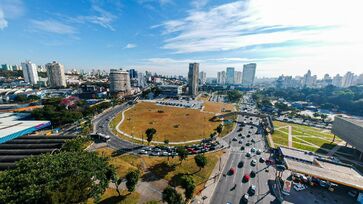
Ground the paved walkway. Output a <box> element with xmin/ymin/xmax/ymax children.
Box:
<box><xmin>267</xmin><ymin>133</ymin><xmax>275</xmax><ymax>148</ymax></box>
<box><xmin>192</xmin><ymin>149</ymin><xmax>231</xmax><ymax>204</ymax></box>
<box><xmin>288</xmin><ymin>126</ymin><xmax>292</xmax><ymax>148</ymax></box>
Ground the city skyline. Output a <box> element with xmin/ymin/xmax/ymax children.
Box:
<box><xmin>0</xmin><ymin>0</ymin><xmax>363</xmax><ymax>77</ymax></box>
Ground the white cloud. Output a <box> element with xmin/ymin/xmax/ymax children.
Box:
<box><xmin>125</xmin><ymin>43</ymin><xmax>137</xmax><ymax>49</ymax></box>
<box><xmin>31</xmin><ymin>20</ymin><xmax>76</xmax><ymax>34</ymax></box>
<box><xmin>190</xmin><ymin>0</ymin><xmax>208</xmax><ymax>9</ymax></box>
<box><xmin>0</xmin><ymin>0</ymin><xmax>24</xmax><ymax>30</ymax></box>
<box><xmin>75</xmin><ymin>3</ymin><xmax>117</xmax><ymax>31</ymax></box>
<box><xmin>0</xmin><ymin>9</ymin><xmax>7</xmax><ymax>29</ymax></box>
<box><xmin>160</xmin><ymin>0</ymin><xmax>363</xmax><ymax>54</ymax></box>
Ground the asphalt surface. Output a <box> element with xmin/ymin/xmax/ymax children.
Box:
<box><xmin>211</xmin><ymin>100</ymin><xmax>277</xmax><ymax>204</ymax></box>
<box><xmin>93</xmin><ymin>103</ymin><xmax>142</xmax><ymax>152</ymax></box>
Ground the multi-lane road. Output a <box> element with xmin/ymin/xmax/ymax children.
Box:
<box><xmin>211</xmin><ymin>102</ymin><xmax>276</xmax><ymax>204</ymax></box>
<box><xmin>93</xmin><ymin>102</ymin><xmax>141</xmax><ymax>151</ymax></box>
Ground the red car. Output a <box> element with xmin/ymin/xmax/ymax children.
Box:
<box><xmin>243</xmin><ymin>174</ymin><xmax>250</xmax><ymax>182</ymax></box>
<box><xmin>229</xmin><ymin>167</ymin><xmax>236</xmax><ymax>175</ymax></box>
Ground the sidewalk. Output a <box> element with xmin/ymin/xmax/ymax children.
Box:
<box><xmin>192</xmin><ymin>148</ymin><xmax>231</xmax><ymax>204</ymax></box>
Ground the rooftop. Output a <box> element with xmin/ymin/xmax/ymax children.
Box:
<box><xmin>0</xmin><ymin>113</ymin><xmax>50</xmax><ymax>144</ymax></box>
<box><xmin>280</xmin><ymin>147</ymin><xmax>363</xmax><ymax>190</ymax></box>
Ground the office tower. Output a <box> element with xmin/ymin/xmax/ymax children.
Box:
<box><xmin>217</xmin><ymin>71</ymin><xmax>226</xmax><ymax>85</ymax></box>
<box><xmin>188</xmin><ymin>63</ymin><xmax>199</xmax><ymax>96</ymax></box>
<box><xmin>341</xmin><ymin>71</ymin><xmax>354</xmax><ymax>88</ymax></box>
<box><xmin>129</xmin><ymin>69</ymin><xmax>138</xmax><ymax>79</ymax></box>
<box><xmin>235</xmin><ymin>71</ymin><xmax>242</xmax><ymax>84</ymax></box>
<box><xmin>332</xmin><ymin>74</ymin><xmax>343</xmax><ymax>87</ymax></box>
<box><xmin>21</xmin><ymin>60</ymin><xmax>39</xmax><ymax>85</ymax></box>
<box><xmin>46</xmin><ymin>61</ymin><xmax>67</xmax><ymax>88</ymax></box>
<box><xmin>199</xmin><ymin>71</ymin><xmax>207</xmax><ymax>85</ymax></box>
<box><xmin>109</xmin><ymin>69</ymin><xmax>131</xmax><ymax>95</ymax></box>
<box><xmin>226</xmin><ymin>67</ymin><xmax>235</xmax><ymax>84</ymax></box>
<box><xmin>37</xmin><ymin>65</ymin><xmax>46</xmax><ymax>72</ymax></box>
<box><xmin>242</xmin><ymin>63</ymin><xmax>256</xmax><ymax>87</ymax></box>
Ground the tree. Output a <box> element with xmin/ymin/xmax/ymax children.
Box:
<box><xmin>210</xmin><ymin>132</ymin><xmax>217</xmax><ymax>138</ymax></box>
<box><xmin>180</xmin><ymin>175</ymin><xmax>195</xmax><ymax>201</ymax></box>
<box><xmin>216</xmin><ymin>124</ymin><xmax>223</xmax><ymax>134</ymax></box>
<box><xmin>164</xmin><ymin>139</ymin><xmax>169</xmax><ymax>146</ymax></box>
<box><xmin>162</xmin><ymin>186</ymin><xmax>184</xmax><ymax>204</ymax></box>
<box><xmin>194</xmin><ymin>154</ymin><xmax>207</xmax><ymax>171</ymax></box>
<box><xmin>61</xmin><ymin>137</ymin><xmax>90</xmax><ymax>152</ymax></box>
<box><xmin>176</xmin><ymin>146</ymin><xmax>188</xmax><ymax>164</ymax></box>
<box><xmin>0</xmin><ymin>151</ymin><xmax>114</xmax><ymax>203</ymax></box>
<box><xmin>125</xmin><ymin>170</ymin><xmax>140</xmax><ymax>193</ymax></box>
<box><xmin>145</xmin><ymin>128</ymin><xmax>156</xmax><ymax>145</ymax></box>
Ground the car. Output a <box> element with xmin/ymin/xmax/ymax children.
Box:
<box><xmin>232</xmin><ymin>137</ymin><xmax>237</xmax><ymax>141</ymax></box>
<box><xmin>248</xmin><ymin>185</ymin><xmax>256</xmax><ymax>195</ymax></box>
<box><xmin>151</xmin><ymin>152</ymin><xmax>160</xmax><ymax>156</ymax></box>
<box><xmin>162</xmin><ymin>151</ymin><xmax>169</xmax><ymax>156</ymax></box>
<box><xmin>238</xmin><ymin>128</ymin><xmax>243</xmax><ymax>132</ymax></box>
<box><xmin>238</xmin><ymin>140</ymin><xmax>243</xmax><ymax>144</ymax></box>
<box><xmin>240</xmin><ymin>146</ymin><xmax>245</xmax><ymax>151</ymax></box>
<box><xmin>246</xmin><ymin>134</ymin><xmax>251</xmax><ymax>138</ymax></box>
<box><xmin>250</xmin><ymin>170</ymin><xmax>256</xmax><ymax>178</ymax></box>
<box><xmin>242</xmin><ymin>194</ymin><xmax>249</xmax><ymax>203</ymax></box>
<box><xmin>241</xmin><ymin>136</ymin><xmax>245</xmax><ymax>139</ymax></box>
<box><xmin>238</xmin><ymin>133</ymin><xmax>242</xmax><ymax>137</ymax></box>
<box><xmin>250</xmin><ymin>159</ymin><xmax>256</xmax><ymax>166</ymax></box>
<box><xmin>246</xmin><ymin>152</ymin><xmax>251</xmax><ymax>157</ymax></box>
<box><xmin>238</xmin><ymin>161</ymin><xmax>244</xmax><ymax>168</ymax></box>
<box><xmin>259</xmin><ymin>157</ymin><xmax>265</xmax><ymax>163</ymax></box>
<box><xmin>139</xmin><ymin>149</ymin><xmax>148</xmax><ymax>154</ymax></box>
<box><xmin>229</xmin><ymin>167</ymin><xmax>236</xmax><ymax>175</ymax></box>
<box><xmin>246</xmin><ymin>142</ymin><xmax>250</xmax><ymax>146</ymax></box>
<box><xmin>251</xmin><ymin>139</ymin><xmax>255</xmax><ymax>143</ymax></box>
<box><xmin>251</xmin><ymin>148</ymin><xmax>256</xmax><ymax>153</ymax></box>
<box><xmin>256</xmin><ymin>149</ymin><xmax>261</xmax><ymax>155</ymax></box>
<box><xmin>243</xmin><ymin>174</ymin><xmax>250</xmax><ymax>182</ymax></box>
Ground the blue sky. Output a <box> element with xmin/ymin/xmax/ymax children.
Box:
<box><xmin>0</xmin><ymin>0</ymin><xmax>363</xmax><ymax>77</ymax></box>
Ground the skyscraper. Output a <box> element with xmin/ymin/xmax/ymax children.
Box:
<box><xmin>341</xmin><ymin>71</ymin><xmax>354</xmax><ymax>88</ymax></box>
<box><xmin>332</xmin><ymin>74</ymin><xmax>343</xmax><ymax>87</ymax></box>
<box><xmin>199</xmin><ymin>71</ymin><xmax>206</xmax><ymax>85</ymax></box>
<box><xmin>242</xmin><ymin>63</ymin><xmax>256</xmax><ymax>87</ymax></box>
<box><xmin>217</xmin><ymin>71</ymin><xmax>226</xmax><ymax>85</ymax></box>
<box><xmin>188</xmin><ymin>63</ymin><xmax>199</xmax><ymax>96</ymax></box>
<box><xmin>21</xmin><ymin>60</ymin><xmax>39</xmax><ymax>85</ymax></box>
<box><xmin>235</xmin><ymin>71</ymin><xmax>242</xmax><ymax>84</ymax></box>
<box><xmin>226</xmin><ymin>67</ymin><xmax>235</xmax><ymax>84</ymax></box>
<box><xmin>46</xmin><ymin>61</ymin><xmax>67</xmax><ymax>88</ymax></box>
<box><xmin>109</xmin><ymin>69</ymin><xmax>131</xmax><ymax>95</ymax></box>
<box><xmin>128</xmin><ymin>69</ymin><xmax>138</xmax><ymax>79</ymax></box>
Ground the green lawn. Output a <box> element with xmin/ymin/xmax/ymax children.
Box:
<box><xmin>272</xmin><ymin>121</ymin><xmax>341</xmax><ymax>153</ymax></box>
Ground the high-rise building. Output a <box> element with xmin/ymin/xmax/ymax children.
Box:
<box><xmin>109</xmin><ymin>69</ymin><xmax>131</xmax><ymax>95</ymax></box>
<box><xmin>341</xmin><ymin>71</ymin><xmax>354</xmax><ymax>88</ymax></box>
<box><xmin>1</xmin><ymin>64</ymin><xmax>11</xmax><ymax>70</ymax></box>
<box><xmin>128</xmin><ymin>69</ymin><xmax>138</xmax><ymax>79</ymax></box>
<box><xmin>37</xmin><ymin>65</ymin><xmax>46</xmax><ymax>72</ymax></box>
<box><xmin>235</xmin><ymin>71</ymin><xmax>242</xmax><ymax>84</ymax></box>
<box><xmin>332</xmin><ymin>74</ymin><xmax>343</xmax><ymax>87</ymax></box>
<box><xmin>46</xmin><ymin>61</ymin><xmax>67</xmax><ymax>88</ymax></box>
<box><xmin>199</xmin><ymin>71</ymin><xmax>206</xmax><ymax>85</ymax></box>
<box><xmin>188</xmin><ymin>63</ymin><xmax>199</xmax><ymax>96</ymax></box>
<box><xmin>217</xmin><ymin>71</ymin><xmax>226</xmax><ymax>85</ymax></box>
<box><xmin>242</xmin><ymin>63</ymin><xmax>256</xmax><ymax>87</ymax></box>
<box><xmin>21</xmin><ymin>60</ymin><xmax>39</xmax><ymax>85</ymax></box>
<box><xmin>137</xmin><ymin>73</ymin><xmax>146</xmax><ymax>88</ymax></box>
<box><xmin>11</xmin><ymin>65</ymin><xmax>21</xmax><ymax>71</ymax></box>
<box><xmin>357</xmin><ymin>74</ymin><xmax>363</xmax><ymax>85</ymax></box>
<box><xmin>226</xmin><ymin>67</ymin><xmax>235</xmax><ymax>84</ymax></box>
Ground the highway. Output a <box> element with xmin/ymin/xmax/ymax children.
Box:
<box><xmin>93</xmin><ymin>102</ymin><xmax>142</xmax><ymax>152</ymax></box>
<box><xmin>211</xmin><ymin>98</ymin><xmax>277</xmax><ymax>204</ymax></box>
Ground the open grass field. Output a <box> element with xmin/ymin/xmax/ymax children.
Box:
<box><xmin>116</xmin><ymin>102</ymin><xmax>222</xmax><ymax>142</ymax></box>
<box><xmin>95</xmin><ymin>147</ymin><xmax>223</xmax><ymax>201</ymax></box>
<box><xmin>271</xmin><ymin>121</ymin><xmax>341</xmax><ymax>153</ymax></box>
<box><xmin>203</xmin><ymin>101</ymin><xmax>235</xmax><ymax>114</ymax></box>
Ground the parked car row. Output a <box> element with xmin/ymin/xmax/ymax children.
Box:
<box><xmin>138</xmin><ymin>141</ymin><xmax>222</xmax><ymax>156</ymax></box>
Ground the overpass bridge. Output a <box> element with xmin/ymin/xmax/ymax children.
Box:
<box><xmin>211</xmin><ymin>111</ymin><xmax>274</xmax><ymax>133</ymax></box>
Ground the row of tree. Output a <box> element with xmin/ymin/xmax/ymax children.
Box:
<box><xmin>257</xmin><ymin>86</ymin><xmax>363</xmax><ymax>116</ymax></box>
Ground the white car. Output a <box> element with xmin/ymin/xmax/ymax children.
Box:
<box><xmin>139</xmin><ymin>149</ymin><xmax>148</xmax><ymax>154</ymax></box>
<box><xmin>251</xmin><ymin>148</ymin><xmax>256</xmax><ymax>153</ymax></box>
